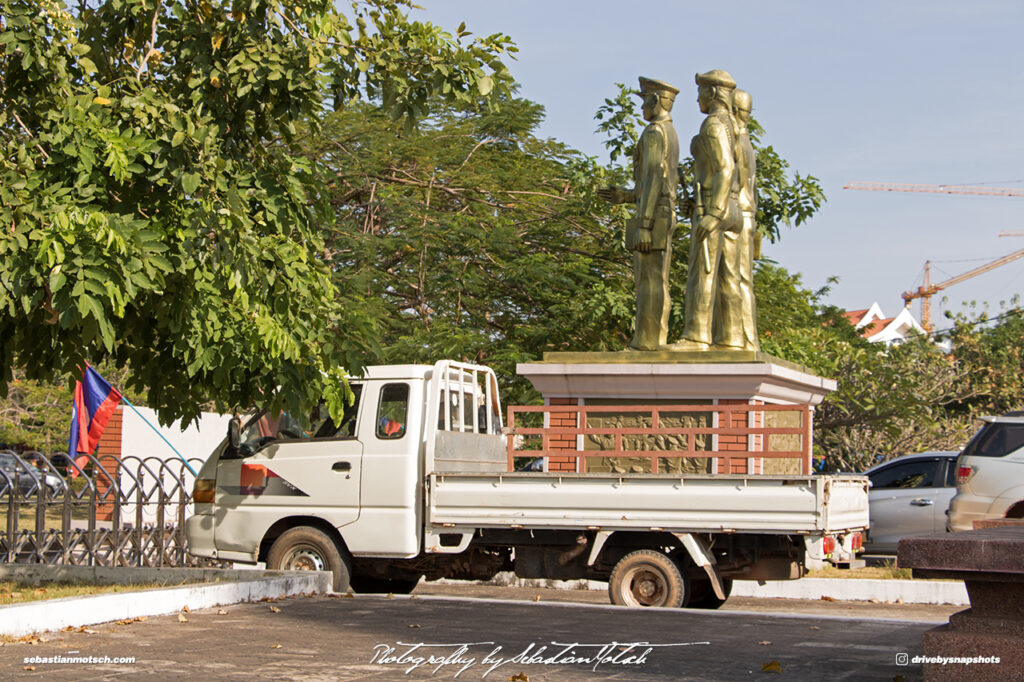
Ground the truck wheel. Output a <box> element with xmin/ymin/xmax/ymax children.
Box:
<box><xmin>686</xmin><ymin>577</ymin><xmax>732</xmax><ymax>609</ymax></box>
<box><xmin>608</xmin><ymin>550</ymin><xmax>687</xmax><ymax>608</ymax></box>
<box><xmin>267</xmin><ymin>527</ymin><xmax>352</xmax><ymax>593</ymax></box>
<box><xmin>350</xmin><ymin>576</ymin><xmax>420</xmax><ymax>595</ymax></box>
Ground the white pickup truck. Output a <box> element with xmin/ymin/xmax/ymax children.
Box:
<box><xmin>186</xmin><ymin>360</ymin><xmax>868</xmax><ymax>608</ymax></box>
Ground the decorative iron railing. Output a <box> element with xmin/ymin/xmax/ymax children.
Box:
<box><xmin>505</xmin><ymin>403</ymin><xmax>814</xmax><ymax>474</ymax></box>
<box><xmin>0</xmin><ymin>450</ymin><xmax>216</xmax><ymax>567</ymax></box>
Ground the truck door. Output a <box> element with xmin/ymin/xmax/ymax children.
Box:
<box><xmin>213</xmin><ymin>386</ymin><xmax>364</xmax><ymax>557</ymax></box>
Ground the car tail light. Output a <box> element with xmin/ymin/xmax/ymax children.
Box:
<box><xmin>957</xmin><ymin>466</ymin><xmax>973</xmax><ymax>485</ymax></box>
<box><xmin>822</xmin><ymin>536</ymin><xmax>835</xmax><ymax>555</ymax></box>
<box><xmin>850</xmin><ymin>532</ymin><xmax>863</xmax><ymax>551</ymax></box>
<box><xmin>193</xmin><ymin>478</ymin><xmax>216</xmax><ymax>504</ymax></box>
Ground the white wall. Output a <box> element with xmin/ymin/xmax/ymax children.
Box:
<box><xmin>118</xmin><ymin>407</ymin><xmax>231</xmax><ymax>525</ymax></box>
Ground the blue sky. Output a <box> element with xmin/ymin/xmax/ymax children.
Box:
<box><xmin>414</xmin><ymin>1</ymin><xmax>1024</xmax><ymax>330</ymax></box>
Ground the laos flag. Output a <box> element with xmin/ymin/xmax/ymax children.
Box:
<box><xmin>68</xmin><ymin>366</ymin><xmax>122</xmax><ymax>477</ymax></box>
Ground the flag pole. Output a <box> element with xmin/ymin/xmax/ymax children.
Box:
<box><xmin>121</xmin><ymin>398</ymin><xmax>199</xmax><ymax>477</ymax></box>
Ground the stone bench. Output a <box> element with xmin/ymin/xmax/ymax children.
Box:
<box><xmin>898</xmin><ymin>522</ymin><xmax>1024</xmax><ymax>681</ymax></box>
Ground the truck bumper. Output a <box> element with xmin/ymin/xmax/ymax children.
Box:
<box><xmin>185</xmin><ymin>514</ymin><xmax>217</xmax><ymax>559</ymax></box>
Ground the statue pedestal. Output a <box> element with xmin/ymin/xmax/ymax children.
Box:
<box><xmin>515</xmin><ymin>350</ymin><xmax>836</xmax><ymax>475</ymax></box>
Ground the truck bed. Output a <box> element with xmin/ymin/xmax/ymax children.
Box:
<box><xmin>428</xmin><ymin>472</ymin><xmax>869</xmax><ymax>535</ymax></box>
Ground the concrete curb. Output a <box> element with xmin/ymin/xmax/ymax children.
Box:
<box><xmin>730</xmin><ymin>577</ymin><xmax>969</xmax><ymax>605</ymax></box>
<box><xmin>0</xmin><ymin>566</ymin><xmax>332</xmax><ymax>638</ymax></box>
<box><xmin>464</xmin><ymin>572</ymin><xmax>970</xmax><ymax>606</ymax></box>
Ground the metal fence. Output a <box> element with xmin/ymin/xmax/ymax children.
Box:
<box><xmin>0</xmin><ymin>450</ymin><xmax>214</xmax><ymax>568</ymax></box>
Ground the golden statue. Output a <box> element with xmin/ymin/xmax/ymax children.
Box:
<box><xmin>673</xmin><ymin>69</ymin><xmax>754</xmax><ymax>351</ymax></box>
<box><xmin>732</xmin><ymin>88</ymin><xmax>759</xmax><ymax>351</ymax></box>
<box><xmin>598</xmin><ymin>77</ymin><xmax>680</xmax><ymax>351</ymax></box>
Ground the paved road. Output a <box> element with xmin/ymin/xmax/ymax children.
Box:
<box><xmin>2</xmin><ymin>586</ymin><xmax>942</xmax><ymax>681</ymax></box>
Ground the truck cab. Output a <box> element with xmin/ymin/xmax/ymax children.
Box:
<box><xmin>186</xmin><ymin>361</ymin><xmax>503</xmax><ymax>591</ymax></box>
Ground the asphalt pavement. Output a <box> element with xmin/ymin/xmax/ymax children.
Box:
<box><xmin>1</xmin><ymin>583</ymin><xmax>951</xmax><ymax>681</ymax></box>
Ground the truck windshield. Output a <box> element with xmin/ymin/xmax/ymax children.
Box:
<box><xmin>961</xmin><ymin>422</ymin><xmax>1024</xmax><ymax>458</ymax></box>
<box><xmin>236</xmin><ymin>386</ymin><xmax>363</xmax><ymax>454</ymax></box>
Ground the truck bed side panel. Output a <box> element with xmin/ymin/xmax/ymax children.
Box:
<box><xmin>428</xmin><ymin>473</ymin><xmax>869</xmax><ymax>534</ymax></box>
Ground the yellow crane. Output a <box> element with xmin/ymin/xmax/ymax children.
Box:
<box><xmin>845</xmin><ymin>182</ymin><xmax>1024</xmax><ymax>331</ymax></box>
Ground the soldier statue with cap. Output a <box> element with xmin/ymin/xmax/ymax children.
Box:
<box><xmin>597</xmin><ymin>76</ymin><xmax>681</xmax><ymax>351</ymax></box>
<box><xmin>673</xmin><ymin>69</ymin><xmax>745</xmax><ymax>351</ymax></box>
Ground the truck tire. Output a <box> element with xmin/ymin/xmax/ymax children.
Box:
<box><xmin>350</xmin><ymin>576</ymin><xmax>420</xmax><ymax>595</ymax></box>
<box><xmin>686</xmin><ymin>577</ymin><xmax>732</xmax><ymax>609</ymax></box>
<box><xmin>267</xmin><ymin>527</ymin><xmax>352</xmax><ymax>593</ymax></box>
<box><xmin>608</xmin><ymin>550</ymin><xmax>687</xmax><ymax>608</ymax></box>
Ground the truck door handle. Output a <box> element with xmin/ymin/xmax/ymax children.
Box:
<box><xmin>910</xmin><ymin>498</ymin><xmax>934</xmax><ymax>506</ymax></box>
<box><xmin>332</xmin><ymin>461</ymin><xmax>351</xmax><ymax>472</ymax></box>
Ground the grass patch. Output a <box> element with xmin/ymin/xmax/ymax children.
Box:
<box><xmin>807</xmin><ymin>561</ymin><xmax>914</xmax><ymax>580</ymax></box>
<box><xmin>0</xmin><ymin>580</ymin><xmax>179</xmax><ymax>605</ymax></box>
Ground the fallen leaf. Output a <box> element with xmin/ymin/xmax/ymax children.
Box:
<box><xmin>762</xmin><ymin>660</ymin><xmax>782</xmax><ymax>673</ymax></box>
<box><xmin>809</xmin><ymin>626</ymin><xmax>820</xmax><ymax>630</ymax></box>
<box><xmin>62</xmin><ymin>627</ymin><xmax>74</xmax><ymax>632</ymax></box>
<box><xmin>269</xmin><ymin>605</ymin><xmax>281</xmax><ymax>613</ymax></box>
<box><xmin>78</xmin><ymin>628</ymin><xmax>97</xmax><ymax>634</ymax></box>
<box><xmin>178</xmin><ymin>614</ymin><xmax>188</xmax><ymax>623</ymax></box>
<box><xmin>820</xmin><ymin>596</ymin><xmax>835</xmax><ymax>602</ymax></box>
<box><xmin>386</xmin><ymin>593</ymin><xmax>395</xmax><ymax>599</ymax></box>
<box><xmin>339</xmin><ymin>593</ymin><xmax>353</xmax><ymax>599</ymax></box>
<box><xmin>136</xmin><ymin>616</ymin><xmax>147</xmax><ymax>622</ymax></box>
<box><xmin>216</xmin><ymin>609</ymin><xmax>227</xmax><ymax>615</ymax></box>
<box><xmin>271</xmin><ymin>644</ymin><xmax>282</xmax><ymax>649</ymax></box>
<box><xmin>181</xmin><ymin>605</ymin><xmax>191</xmax><ymax>613</ymax></box>
<box><xmin>758</xmin><ymin>641</ymin><xmax>772</xmax><ymax>646</ymax></box>
<box><xmin>408</xmin><ymin>624</ymin><xmax>421</xmax><ymax>629</ymax></box>
<box><xmin>509</xmin><ymin>674</ymin><xmax>529</xmax><ymax>682</ymax></box>
<box><xmin>23</xmin><ymin>666</ymin><xmax>35</xmax><ymax>671</ymax></box>
<box><xmin>533</xmin><ymin>595</ymin><xmax>540</xmax><ymax>602</ymax></box>
<box><xmin>869</xmin><ymin>598</ymin><xmax>880</xmax><ymax>604</ymax></box>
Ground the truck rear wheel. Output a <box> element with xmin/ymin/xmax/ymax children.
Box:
<box><xmin>608</xmin><ymin>550</ymin><xmax>687</xmax><ymax>608</ymax></box>
<box><xmin>267</xmin><ymin>527</ymin><xmax>352</xmax><ymax>593</ymax></box>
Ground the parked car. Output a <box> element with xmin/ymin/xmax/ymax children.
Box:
<box><xmin>0</xmin><ymin>452</ymin><xmax>65</xmax><ymax>497</ymax></box>
<box><xmin>947</xmin><ymin>413</ymin><xmax>1024</xmax><ymax>531</ymax></box>
<box><xmin>862</xmin><ymin>451</ymin><xmax>959</xmax><ymax>554</ymax></box>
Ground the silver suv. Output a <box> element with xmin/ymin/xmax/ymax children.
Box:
<box><xmin>947</xmin><ymin>413</ymin><xmax>1024</xmax><ymax>531</ymax></box>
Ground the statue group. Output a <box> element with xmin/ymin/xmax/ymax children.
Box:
<box><xmin>598</xmin><ymin>70</ymin><xmax>759</xmax><ymax>353</ymax></box>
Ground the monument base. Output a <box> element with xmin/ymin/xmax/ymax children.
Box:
<box><xmin>518</xmin><ymin>349</ymin><xmax>836</xmax><ymax>406</ymax></box>
<box><xmin>515</xmin><ymin>350</ymin><xmax>835</xmax><ymax>476</ymax></box>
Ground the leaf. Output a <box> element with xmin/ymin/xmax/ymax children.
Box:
<box><xmin>93</xmin><ymin>96</ymin><xmax>111</xmax><ymax>106</ymax></box>
<box><xmin>79</xmin><ymin>57</ymin><xmax>97</xmax><ymax>74</ymax></box>
<box><xmin>182</xmin><ymin>173</ymin><xmax>200</xmax><ymax>194</ymax></box>
<box><xmin>762</xmin><ymin>660</ymin><xmax>781</xmax><ymax>673</ymax></box>
<box><xmin>476</xmin><ymin>75</ymin><xmax>493</xmax><ymax>96</ymax></box>
<box><xmin>171</xmin><ymin>132</ymin><xmax>185</xmax><ymax>147</ymax></box>
<box><xmin>269</xmin><ymin>605</ymin><xmax>281</xmax><ymax>613</ymax></box>
<box><xmin>177</xmin><ymin>613</ymin><xmax>188</xmax><ymax>623</ymax></box>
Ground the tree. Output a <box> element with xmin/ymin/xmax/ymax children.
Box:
<box><xmin>299</xmin><ymin>97</ymin><xmax>626</xmax><ymax>404</ymax></box>
<box><xmin>0</xmin><ymin>0</ymin><xmax>514</xmax><ymax>424</ymax></box>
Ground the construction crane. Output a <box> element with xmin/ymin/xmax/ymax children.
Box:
<box><xmin>903</xmin><ymin>249</ymin><xmax>1024</xmax><ymax>332</ymax></box>
<box><xmin>844</xmin><ymin>182</ymin><xmax>1024</xmax><ymax>197</ymax></box>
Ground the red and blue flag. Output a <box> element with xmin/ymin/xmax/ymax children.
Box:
<box><xmin>68</xmin><ymin>366</ymin><xmax>123</xmax><ymax>476</ymax></box>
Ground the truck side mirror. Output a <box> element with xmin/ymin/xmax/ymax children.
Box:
<box><xmin>228</xmin><ymin>417</ymin><xmax>242</xmax><ymax>450</ymax></box>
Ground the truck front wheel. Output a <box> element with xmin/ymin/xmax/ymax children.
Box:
<box><xmin>267</xmin><ymin>527</ymin><xmax>352</xmax><ymax>593</ymax></box>
<box><xmin>608</xmin><ymin>550</ymin><xmax>687</xmax><ymax>608</ymax></box>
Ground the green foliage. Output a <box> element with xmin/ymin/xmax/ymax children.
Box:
<box><xmin>0</xmin><ymin>0</ymin><xmax>513</xmax><ymax>425</ymax></box>
<box><xmin>301</xmin><ymin>98</ymin><xmax>629</xmax><ymax>404</ymax></box>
